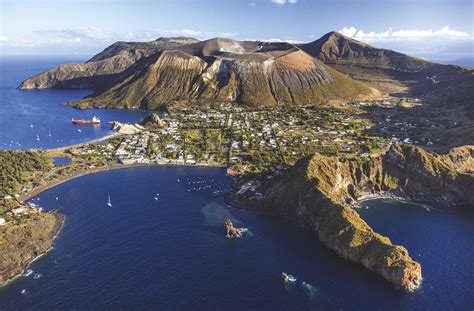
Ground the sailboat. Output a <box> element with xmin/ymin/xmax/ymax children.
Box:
<box><xmin>30</xmin><ymin>123</ymin><xmax>34</xmax><ymax>128</ymax></box>
<box><xmin>107</xmin><ymin>195</ymin><xmax>112</xmax><ymax>207</ymax></box>
<box><xmin>36</xmin><ymin>134</ymin><xmax>40</xmax><ymax>141</ymax></box>
<box><xmin>48</xmin><ymin>131</ymin><xmax>52</xmax><ymax>137</ymax></box>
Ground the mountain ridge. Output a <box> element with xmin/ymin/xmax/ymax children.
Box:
<box><xmin>18</xmin><ymin>32</ymin><xmax>472</xmax><ymax>110</ymax></box>
<box><xmin>301</xmin><ymin>31</ymin><xmax>433</xmax><ymax>72</ymax></box>
<box><xmin>63</xmin><ymin>37</ymin><xmax>375</xmax><ymax>108</ymax></box>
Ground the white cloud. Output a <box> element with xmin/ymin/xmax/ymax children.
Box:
<box><xmin>249</xmin><ymin>2</ymin><xmax>256</xmax><ymax>6</ymax></box>
<box><xmin>155</xmin><ymin>29</ymin><xmax>237</xmax><ymax>39</ymax></box>
<box><xmin>35</xmin><ymin>27</ymin><xmax>109</xmax><ymax>40</ymax></box>
<box><xmin>266</xmin><ymin>38</ymin><xmax>303</xmax><ymax>44</ymax></box>
<box><xmin>271</xmin><ymin>0</ymin><xmax>297</xmax><ymax>5</ymax></box>
<box><xmin>242</xmin><ymin>37</ymin><xmax>303</xmax><ymax>44</ymax></box>
<box><xmin>0</xmin><ymin>35</ymin><xmax>8</xmax><ymax>42</ymax></box>
<box><xmin>29</xmin><ymin>27</ymin><xmax>237</xmax><ymax>43</ymax></box>
<box><xmin>340</xmin><ymin>27</ymin><xmax>358</xmax><ymax>38</ymax></box>
<box><xmin>339</xmin><ymin>26</ymin><xmax>471</xmax><ymax>42</ymax></box>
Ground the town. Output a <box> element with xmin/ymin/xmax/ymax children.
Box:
<box><xmin>70</xmin><ymin>102</ymin><xmax>400</xmax><ymax>174</ymax></box>
<box><xmin>0</xmin><ymin>98</ymin><xmax>437</xmax><ymax>226</ymax></box>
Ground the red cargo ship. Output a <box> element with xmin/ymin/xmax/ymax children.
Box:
<box><xmin>71</xmin><ymin>116</ymin><xmax>101</xmax><ymax>125</ymax></box>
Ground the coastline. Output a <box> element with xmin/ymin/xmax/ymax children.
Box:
<box><xmin>20</xmin><ymin>161</ymin><xmax>225</xmax><ymax>203</ymax></box>
<box><xmin>0</xmin><ymin>211</ymin><xmax>64</xmax><ymax>288</ymax></box>
<box><xmin>3</xmin><ymin>135</ymin><xmax>225</xmax><ymax>287</ymax></box>
<box><xmin>46</xmin><ymin>133</ymin><xmax>121</xmax><ymax>154</ymax></box>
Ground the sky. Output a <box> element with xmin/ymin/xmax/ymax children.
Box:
<box><xmin>1</xmin><ymin>0</ymin><xmax>473</xmax><ymax>65</ymax></box>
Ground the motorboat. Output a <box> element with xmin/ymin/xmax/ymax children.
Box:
<box><xmin>281</xmin><ymin>272</ymin><xmax>297</xmax><ymax>283</ymax></box>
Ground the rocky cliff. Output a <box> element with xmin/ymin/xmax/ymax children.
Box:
<box><xmin>241</xmin><ymin>144</ymin><xmax>473</xmax><ymax>292</ymax></box>
<box><xmin>0</xmin><ymin>211</ymin><xmax>63</xmax><ymax>285</ymax></box>
<box><xmin>442</xmin><ymin>145</ymin><xmax>474</xmax><ymax>174</ymax></box>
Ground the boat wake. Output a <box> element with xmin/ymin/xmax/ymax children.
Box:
<box><xmin>33</xmin><ymin>273</ymin><xmax>42</xmax><ymax>279</ymax></box>
<box><xmin>23</xmin><ymin>269</ymin><xmax>33</xmax><ymax>277</ymax></box>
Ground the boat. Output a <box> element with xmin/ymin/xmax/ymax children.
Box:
<box><xmin>281</xmin><ymin>272</ymin><xmax>297</xmax><ymax>283</ymax></box>
<box><xmin>213</xmin><ymin>190</ymin><xmax>224</xmax><ymax>196</ymax></box>
<box><xmin>72</xmin><ymin>116</ymin><xmax>101</xmax><ymax>125</ymax></box>
<box><xmin>36</xmin><ymin>134</ymin><xmax>40</xmax><ymax>141</ymax></box>
<box><xmin>48</xmin><ymin>131</ymin><xmax>52</xmax><ymax>137</ymax></box>
<box><xmin>23</xmin><ymin>269</ymin><xmax>33</xmax><ymax>277</ymax></box>
<box><xmin>107</xmin><ymin>195</ymin><xmax>112</xmax><ymax>207</ymax></box>
<box><xmin>30</xmin><ymin>123</ymin><xmax>34</xmax><ymax>128</ymax></box>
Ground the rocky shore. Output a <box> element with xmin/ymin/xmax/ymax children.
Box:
<box><xmin>229</xmin><ymin>144</ymin><xmax>473</xmax><ymax>292</ymax></box>
<box><xmin>0</xmin><ymin>211</ymin><xmax>63</xmax><ymax>286</ymax></box>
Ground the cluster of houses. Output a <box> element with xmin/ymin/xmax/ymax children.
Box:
<box><xmin>113</xmin><ymin>131</ymin><xmax>199</xmax><ymax>165</ymax></box>
<box><xmin>0</xmin><ymin>200</ymin><xmax>43</xmax><ymax>226</ymax></box>
<box><xmin>108</xmin><ymin>103</ymin><xmax>394</xmax><ymax>170</ymax></box>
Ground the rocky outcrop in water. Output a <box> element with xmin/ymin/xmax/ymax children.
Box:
<box><xmin>224</xmin><ymin>219</ymin><xmax>246</xmax><ymax>238</ymax></box>
<box><xmin>0</xmin><ymin>211</ymin><xmax>63</xmax><ymax>285</ymax></box>
<box><xmin>240</xmin><ymin>144</ymin><xmax>473</xmax><ymax>292</ymax></box>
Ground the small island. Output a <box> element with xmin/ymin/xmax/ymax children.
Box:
<box><xmin>224</xmin><ymin>219</ymin><xmax>247</xmax><ymax>238</ymax></box>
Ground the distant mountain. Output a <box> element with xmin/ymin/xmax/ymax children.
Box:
<box><xmin>301</xmin><ymin>31</ymin><xmax>432</xmax><ymax>72</ymax></box>
<box><xmin>18</xmin><ymin>37</ymin><xmax>200</xmax><ymax>90</ymax></box>
<box><xmin>88</xmin><ymin>37</ymin><xmax>199</xmax><ymax>62</ymax></box>
<box><xmin>301</xmin><ymin>32</ymin><xmax>473</xmax><ymax>126</ymax></box>
<box><xmin>18</xmin><ymin>49</ymin><xmax>146</xmax><ymax>90</ymax></box>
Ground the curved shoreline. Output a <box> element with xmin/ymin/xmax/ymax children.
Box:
<box><xmin>4</xmin><ymin>160</ymin><xmax>225</xmax><ymax>288</ymax></box>
<box><xmin>20</xmin><ymin>162</ymin><xmax>225</xmax><ymax>203</ymax></box>
<box><xmin>1</xmin><ymin>134</ymin><xmax>225</xmax><ymax>287</ymax></box>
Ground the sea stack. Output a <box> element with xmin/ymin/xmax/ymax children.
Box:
<box><xmin>224</xmin><ymin>219</ymin><xmax>246</xmax><ymax>238</ymax></box>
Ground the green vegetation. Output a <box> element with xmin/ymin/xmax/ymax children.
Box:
<box><xmin>0</xmin><ymin>151</ymin><xmax>51</xmax><ymax>213</ymax></box>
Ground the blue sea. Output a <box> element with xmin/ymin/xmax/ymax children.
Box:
<box><xmin>0</xmin><ymin>57</ymin><xmax>473</xmax><ymax>310</ymax></box>
<box><xmin>0</xmin><ymin>55</ymin><xmax>148</xmax><ymax>150</ymax></box>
